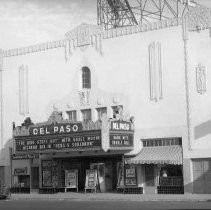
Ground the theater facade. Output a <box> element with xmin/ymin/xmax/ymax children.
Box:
<box><xmin>1</xmin><ymin>2</ymin><xmax>211</xmax><ymax>195</ymax></box>
<box><xmin>12</xmin><ymin>110</ymin><xmax>135</xmax><ymax>193</ymax></box>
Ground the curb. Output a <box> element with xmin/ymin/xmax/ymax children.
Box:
<box><xmin>8</xmin><ymin>195</ymin><xmax>211</xmax><ymax>202</ymax></box>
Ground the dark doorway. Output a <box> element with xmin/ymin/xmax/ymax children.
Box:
<box><xmin>31</xmin><ymin>167</ymin><xmax>39</xmax><ymax>189</ymax></box>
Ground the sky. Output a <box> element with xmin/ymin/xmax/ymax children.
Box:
<box><xmin>0</xmin><ymin>0</ymin><xmax>97</xmax><ymax>48</ymax></box>
<box><xmin>0</xmin><ymin>0</ymin><xmax>210</xmax><ymax>49</ymax></box>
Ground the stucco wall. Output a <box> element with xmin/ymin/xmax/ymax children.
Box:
<box><xmin>188</xmin><ymin>29</ymin><xmax>211</xmax><ymax>154</ymax></box>
<box><xmin>3</xmin><ymin>24</ymin><xmax>187</xmax><ymax>154</ymax></box>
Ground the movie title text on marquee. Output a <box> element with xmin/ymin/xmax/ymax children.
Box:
<box><xmin>110</xmin><ymin>133</ymin><xmax>133</xmax><ymax>147</ymax></box>
<box><xmin>29</xmin><ymin>123</ymin><xmax>82</xmax><ymax>136</ymax></box>
<box><xmin>15</xmin><ymin>131</ymin><xmax>101</xmax><ymax>152</ymax></box>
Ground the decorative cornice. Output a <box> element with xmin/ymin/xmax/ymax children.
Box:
<box><xmin>65</xmin><ymin>23</ymin><xmax>103</xmax><ymax>41</ymax></box>
<box><xmin>3</xmin><ymin>40</ymin><xmax>65</xmax><ymax>58</ymax></box>
<box><xmin>3</xmin><ymin>9</ymin><xmax>211</xmax><ymax>59</ymax></box>
<box><xmin>103</xmin><ymin>18</ymin><xmax>183</xmax><ymax>39</ymax></box>
<box><xmin>188</xmin><ymin>5</ymin><xmax>211</xmax><ymax>32</ymax></box>
<box><xmin>2</xmin><ymin>19</ymin><xmax>183</xmax><ymax>59</ymax></box>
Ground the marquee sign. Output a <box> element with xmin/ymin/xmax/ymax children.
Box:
<box><xmin>109</xmin><ymin>120</ymin><xmax>134</xmax><ymax>148</ymax></box>
<box><xmin>15</xmin><ymin>131</ymin><xmax>101</xmax><ymax>153</ymax></box>
<box><xmin>110</xmin><ymin>121</ymin><xmax>132</xmax><ymax>132</ymax></box>
<box><xmin>12</xmin><ymin>153</ymin><xmax>39</xmax><ymax>160</ymax></box>
<box><xmin>29</xmin><ymin>123</ymin><xmax>82</xmax><ymax>136</ymax></box>
<box><xmin>110</xmin><ymin>133</ymin><xmax>133</xmax><ymax>147</ymax></box>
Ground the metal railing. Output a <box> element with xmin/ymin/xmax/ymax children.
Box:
<box><xmin>159</xmin><ymin>176</ymin><xmax>183</xmax><ymax>186</ymax></box>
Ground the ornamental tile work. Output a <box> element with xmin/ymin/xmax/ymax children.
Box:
<box><xmin>188</xmin><ymin>5</ymin><xmax>211</xmax><ymax>31</ymax></box>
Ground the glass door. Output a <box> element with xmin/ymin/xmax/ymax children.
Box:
<box><xmin>90</xmin><ymin>163</ymin><xmax>105</xmax><ymax>192</ymax></box>
<box><xmin>145</xmin><ymin>165</ymin><xmax>156</xmax><ymax>194</ymax></box>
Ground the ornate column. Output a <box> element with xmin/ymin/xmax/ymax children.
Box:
<box><xmin>183</xmin><ymin>15</ymin><xmax>192</xmax><ymax>151</ymax></box>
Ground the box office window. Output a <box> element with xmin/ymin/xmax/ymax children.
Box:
<box><xmin>67</xmin><ymin>110</ymin><xmax>77</xmax><ymax>122</ymax></box>
<box><xmin>81</xmin><ymin>109</ymin><xmax>91</xmax><ymax>121</ymax></box>
<box><xmin>96</xmin><ymin>107</ymin><xmax>107</xmax><ymax>120</ymax></box>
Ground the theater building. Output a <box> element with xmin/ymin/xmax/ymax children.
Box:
<box><xmin>1</xmin><ymin>1</ymin><xmax>211</xmax><ymax>194</ymax></box>
<box><xmin>12</xmin><ymin>109</ymin><xmax>134</xmax><ymax>193</ymax></box>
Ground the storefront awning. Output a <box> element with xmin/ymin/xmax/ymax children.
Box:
<box><xmin>125</xmin><ymin>145</ymin><xmax>182</xmax><ymax>165</ymax></box>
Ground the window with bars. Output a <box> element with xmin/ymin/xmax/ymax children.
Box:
<box><xmin>142</xmin><ymin>138</ymin><xmax>182</xmax><ymax>147</ymax></box>
<box><xmin>96</xmin><ymin>107</ymin><xmax>107</xmax><ymax>120</ymax></box>
<box><xmin>66</xmin><ymin>111</ymin><xmax>77</xmax><ymax>122</ymax></box>
<box><xmin>81</xmin><ymin>109</ymin><xmax>92</xmax><ymax>121</ymax></box>
<box><xmin>82</xmin><ymin>67</ymin><xmax>91</xmax><ymax>89</ymax></box>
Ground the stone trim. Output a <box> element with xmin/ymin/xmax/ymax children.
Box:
<box><xmin>3</xmin><ymin>9</ymin><xmax>211</xmax><ymax>59</ymax></box>
<box><xmin>103</xmin><ymin>18</ymin><xmax>183</xmax><ymax>39</ymax></box>
<box><xmin>188</xmin><ymin>5</ymin><xmax>211</xmax><ymax>32</ymax></box>
<box><xmin>2</xmin><ymin>18</ymin><xmax>183</xmax><ymax>58</ymax></box>
<box><xmin>3</xmin><ymin>40</ymin><xmax>65</xmax><ymax>58</ymax></box>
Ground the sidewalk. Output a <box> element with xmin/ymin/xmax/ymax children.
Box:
<box><xmin>10</xmin><ymin>192</ymin><xmax>211</xmax><ymax>202</ymax></box>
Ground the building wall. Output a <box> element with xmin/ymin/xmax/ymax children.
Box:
<box><xmin>3</xmin><ymin>24</ymin><xmax>187</xmax><ymax>155</ymax></box>
<box><xmin>187</xmin><ymin>28</ymin><xmax>211</xmax><ymax>153</ymax></box>
<box><xmin>4</xmin><ymin>21</ymin><xmax>205</xmax><ymax>194</ymax></box>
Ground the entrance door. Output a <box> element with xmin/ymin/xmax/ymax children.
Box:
<box><xmin>31</xmin><ymin>167</ymin><xmax>39</xmax><ymax>189</ymax></box>
<box><xmin>145</xmin><ymin>165</ymin><xmax>156</xmax><ymax>194</ymax></box>
<box><xmin>90</xmin><ymin>163</ymin><xmax>105</xmax><ymax>192</ymax></box>
<box><xmin>193</xmin><ymin>159</ymin><xmax>211</xmax><ymax>194</ymax></box>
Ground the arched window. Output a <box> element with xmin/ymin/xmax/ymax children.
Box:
<box><xmin>82</xmin><ymin>67</ymin><xmax>91</xmax><ymax>89</ymax></box>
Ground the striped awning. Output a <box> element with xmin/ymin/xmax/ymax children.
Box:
<box><xmin>125</xmin><ymin>145</ymin><xmax>183</xmax><ymax>165</ymax></box>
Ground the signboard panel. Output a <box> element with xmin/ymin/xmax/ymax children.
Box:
<box><xmin>12</xmin><ymin>154</ymin><xmax>39</xmax><ymax>160</ymax></box>
<box><xmin>14</xmin><ymin>167</ymin><xmax>27</xmax><ymax>175</ymax></box>
<box><xmin>15</xmin><ymin>131</ymin><xmax>101</xmax><ymax>152</ymax></box>
<box><xmin>110</xmin><ymin>121</ymin><xmax>132</xmax><ymax>132</ymax></box>
<box><xmin>85</xmin><ymin>169</ymin><xmax>97</xmax><ymax>192</ymax></box>
<box><xmin>124</xmin><ymin>165</ymin><xmax>137</xmax><ymax>186</ymax></box>
<box><xmin>109</xmin><ymin>120</ymin><xmax>134</xmax><ymax>149</ymax></box>
<box><xmin>29</xmin><ymin>123</ymin><xmax>82</xmax><ymax>136</ymax></box>
<box><xmin>65</xmin><ymin>170</ymin><xmax>78</xmax><ymax>189</ymax></box>
<box><xmin>42</xmin><ymin>160</ymin><xmax>52</xmax><ymax>187</ymax></box>
<box><xmin>110</xmin><ymin>133</ymin><xmax>133</xmax><ymax>147</ymax></box>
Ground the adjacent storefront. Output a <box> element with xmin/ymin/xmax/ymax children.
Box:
<box><xmin>125</xmin><ymin>138</ymin><xmax>184</xmax><ymax>194</ymax></box>
<box><xmin>11</xmin><ymin>153</ymin><xmax>39</xmax><ymax>193</ymax></box>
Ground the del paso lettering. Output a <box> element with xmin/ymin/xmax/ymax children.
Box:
<box><xmin>29</xmin><ymin>123</ymin><xmax>82</xmax><ymax>136</ymax></box>
<box><xmin>111</xmin><ymin>121</ymin><xmax>131</xmax><ymax>131</ymax></box>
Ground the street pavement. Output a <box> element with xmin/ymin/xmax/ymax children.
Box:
<box><xmin>0</xmin><ymin>192</ymin><xmax>210</xmax><ymax>210</ymax></box>
<box><xmin>0</xmin><ymin>200</ymin><xmax>211</xmax><ymax>210</ymax></box>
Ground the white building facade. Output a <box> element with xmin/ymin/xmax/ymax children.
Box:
<box><xmin>0</xmin><ymin>4</ymin><xmax>211</xmax><ymax>194</ymax></box>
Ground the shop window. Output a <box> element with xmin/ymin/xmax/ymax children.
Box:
<box><xmin>96</xmin><ymin>107</ymin><xmax>107</xmax><ymax>120</ymax></box>
<box><xmin>82</xmin><ymin>67</ymin><xmax>91</xmax><ymax>89</ymax></box>
<box><xmin>18</xmin><ymin>175</ymin><xmax>30</xmax><ymax>188</ymax></box>
<box><xmin>67</xmin><ymin>110</ymin><xmax>77</xmax><ymax>121</ymax></box>
<box><xmin>81</xmin><ymin>109</ymin><xmax>92</xmax><ymax>121</ymax></box>
<box><xmin>159</xmin><ymin>165</ymin><xmax>183</xmax><ymax>187</ymax></box>
<box><xmin>142</xmin><ymin>138</ymin><xmax>182</xmax><ymax>147</ymax></box>
<box><xmin>112</xmin><ymin>105</ymin><xmax>123</xmax><ymax>118</ymax></box>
